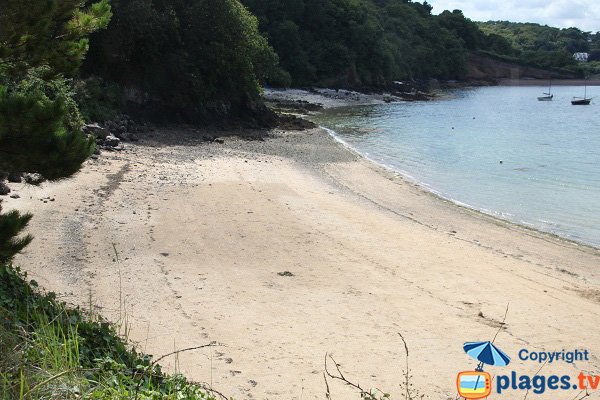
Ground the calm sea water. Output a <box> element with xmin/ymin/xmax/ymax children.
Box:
<box><xmin>313</xmin><ymin>86</ymin><xmax>600</xmax><ymax>247</ymax></box>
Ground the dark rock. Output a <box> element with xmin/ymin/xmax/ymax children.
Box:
<box><xmin>7</xmin><ymin>172</ymin><xmax>22</xmax><ymax>183</ymax></box>
<box><xmin>23</xmin><ymin>173</ymin><xmax>45</xmax><ymax>185</ymax></box>
<box><xmin>213</xmin><ymin>137</ymin><xmax>225</xmax><ymax>144</ymax></box>
<box><xmin>0</xmin><ymin>182</ymin><xmax>10</xmax><ymax>195</ymax></box>
<box><xmin>277</xmin><ymin>271</ymin><xmax>294</xmax><ymax>277</ymax></box>
<box><xmin>104</xmin><ymin>135</ymin><xmax>121</xmax><ymax>148</ymax></box>
<box><xmin>10</xmin><ymin>193</ymin><xmax>20</xmax><ymax>199</ymax></box>
<box><xmin>276</xmin><ymin>114</ymin><xmax>316</xmax><ymax>131</ymax></box>
<box><xmin>83</xmin><ymin>123</ymin><xmax>110</xmax><ymax>140</ymax></box>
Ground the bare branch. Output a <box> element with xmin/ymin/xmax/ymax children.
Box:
<box><xmin>492</xmin><ymin>303</ymin><xmax>510</xmax><ymax>344</ymax></box>
<box><xmin>151</xmin><ymin>342</ymin><xmax>220</xmax><ymax>367</ymax></box>
<box><xmin>324</xmin><ymin>371</ymin><xmax>332</xmax><ymax>400</ymax></box>
<box><xmin>324</xmin><ymin>353</ymin><xmax>378</xmax><ymax>400</ymax></box>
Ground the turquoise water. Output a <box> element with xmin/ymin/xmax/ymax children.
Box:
<box><xmin>314</xmin><ymin>86</ymin><xmax>600</xmax><ymax>247</ymax></box>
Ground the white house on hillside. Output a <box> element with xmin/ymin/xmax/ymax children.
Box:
<box><xmin>573</xmin><ymin>52</ymin><xmax>589</xmax><ymax>62</ymax></box>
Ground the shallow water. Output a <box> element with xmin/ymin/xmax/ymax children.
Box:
<box><xmin>314</xmin><ymin>86</ymin><xmax>600</xmax><ymax>247</ymax></box>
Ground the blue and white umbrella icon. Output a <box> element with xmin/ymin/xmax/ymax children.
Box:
<box><xmin>464</xmin><ymin>341</ymin><xmax>511</xmax><ymax>370</ymax></box>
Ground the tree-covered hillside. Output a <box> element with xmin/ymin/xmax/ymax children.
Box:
<box><xmin>478</xmin><ymin>21</ymin><xmax>598</xmax><ymax>71</ymax></box>
<box><xmin>5</xmin><ymin>0</ymin><xmax>594</xmax><ymax>129</ymax></box>
<box><xmin>81</xmin><ymin>1</ymin><xmax>593</xmax><ymax>119</ymax></box>
<box><xmin>241</xmin><ymin>0</ymin><xmax>508</xmax><ymax>87</ymax></box>
<box><xmin>83</xmin><ymin>0</ymin><xmax>283</xmax><ymax>122</ymax></box>
<box><xmin>478</xmin><ymin>21</ymin><xmax>595</xmax><ymax>53</ymax></box>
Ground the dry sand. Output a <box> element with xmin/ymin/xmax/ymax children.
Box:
<box><xmin>4</xmin><ymin>126</ymin><xmax>600</xmax><ymax>399</ymax></box>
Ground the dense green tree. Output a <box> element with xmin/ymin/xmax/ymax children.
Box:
<box><xmin>84</xmin><ymin>0</ymin><xmax>281</xmax><ymax>121</ymax></box>
<box><xmin>0</xmin><ymin>211</ymin><xmax>32</xmax><ymax>263</ymax></box>
<box><xmin>0</xmin><ymin>0</ymin><xmax>111</xmax><ymax>78</ymax></box>
<box><xmin>0</xmin><ymin>0</ymin><xmax>111</xmax><ymax>261</ymax></box>
<box><xmin>242</xmin><ymin>0</ymin><xmax>502</xmax><ymax>87</ymax></box>
<box><xmin>478</xmin><ymin>21</ymin><xmax>587</xmax><ymax>70</ymax></box>
<box><xmin>437</xmin><ymin>10</ymin><xmax>486</xmax><ymax>50</ymax></box>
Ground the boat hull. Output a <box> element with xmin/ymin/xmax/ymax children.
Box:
<box><xmin>571</xmin><ymin>99</ymin><xmax>591</xmax><ymax>105</ymax></box>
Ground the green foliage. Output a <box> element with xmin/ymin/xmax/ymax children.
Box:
<box><xmin>477</xmin><ymin>21</ymin><xmax>592</xmax><ymax>70</ymax></box>
<box><xmin>84</xmin><ymin>0</ymin><xmax>280</xmax><ymax>121</ymax></box>
<box><xmin>0</xmin><ymin>0</ymin><xmax>112</xmax><ymax>78</ymax></box>
<box><xmin>437</xmin><ymin>10</ymin><xmax>487</xmax><ymax>50</ymax></box>
<box><xmin>580</xmin><ymin>60</ymin><xmax>600</xmax><ymax>76</ymax></box>
<box><xmin>241</xmin><ymin>0</ymin><xmax>507</xmax><ymax>87</ymax></box>
<box><xmin>74</xmin><ymin>76</ymin><xmax>123</xmax><ymax>122</ymax></box>
<box><xmin>0</xmin><ymin>0</ymin><xmax>112</xmax><ymax>181</ymax></box>
<box><xmin>0</xmin><ymin>264</ymin><xmax>216</xmax><ymax>400</ymax></box>
<box><xmin>0</xmin><ymin>71</ymin><xmax>95</xmax><ymax>181</ymax></box>
<box><xmin>0</xmin><ymin>211</ymin><xmax>32</xmax><ymax>264</ymax></box>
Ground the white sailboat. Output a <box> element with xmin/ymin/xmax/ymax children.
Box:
<box><xmin>537</xmin><ymin>80</ymin><xmax>553</xmax><ymax>101</ymax></box>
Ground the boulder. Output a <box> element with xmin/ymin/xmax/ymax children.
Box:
<box><xmin>7</xmin><ymin>172</ymin><xmax>22</xmax><ymax>183</ymax></box>
<box><xmin>103</xmin><ymin>135</ymin><xmax>121</xmax><ymax>148</ymax></box>
<box><xmin>83</xmin><ymin>123</ymin><xmax>110</xmax><ymax>140</ymax></box>
<box><xmin>23</xmin><ymin>173</ymin><xmax>45</xmax><ymax>185</ymax></box>
<box><xmin>0</xmin><ymin>182</ymin><xmax>10</xmax><ymax>196</ymax></box>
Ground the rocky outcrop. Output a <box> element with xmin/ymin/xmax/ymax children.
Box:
<box><xmin>83</xmin><ymin>123</ymin><xmax>110</xmax><ymax>140</ymax></box>
<box><xmin>88</xmin><ymin>114</ymin><xmax>148</xmax><ymax>152</ymax></box>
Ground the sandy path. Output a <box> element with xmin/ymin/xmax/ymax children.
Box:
<box><xmin>5</xmin><ymin>128</ymin><xmax>600</xmax><ymax>399</ymax></box>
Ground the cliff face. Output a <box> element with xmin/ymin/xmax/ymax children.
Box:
<box><xmin>466</xmin><ymin>53</ymin><xmax>577</xmax><ymax>82</ymax></box>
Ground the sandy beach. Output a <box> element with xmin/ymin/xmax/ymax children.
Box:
<box><xmin>4</xmin><ymin>124</ymin><xmax>600</xmax><ymax>399</ymax></box>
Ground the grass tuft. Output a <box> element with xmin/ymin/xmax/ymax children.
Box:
<box><xmin>0</xmin><ymin>263</ymin><xmax>217</xmax><ymax>400</ymax></box>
